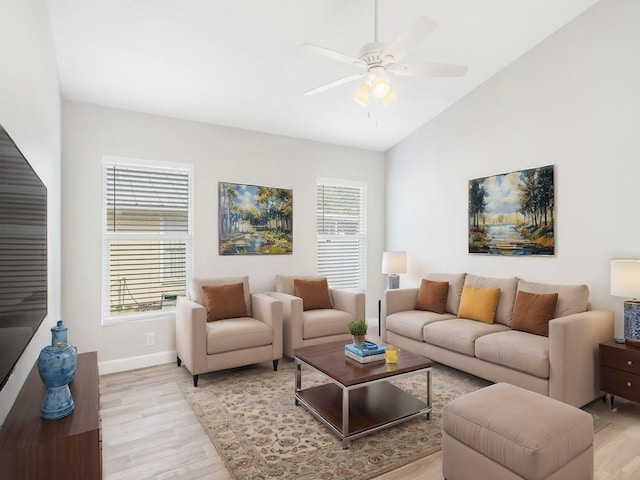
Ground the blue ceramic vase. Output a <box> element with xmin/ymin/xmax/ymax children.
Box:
<box><xmin>37</xmin><ymin>320</ymin><xmax>77</xmax><ymax>420</ymax></box>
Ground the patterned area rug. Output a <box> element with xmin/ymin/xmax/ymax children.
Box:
<box><xmin>177</xmin><ymin>359</ymin><xmax>490</xmax><ymax>480</ymax></box>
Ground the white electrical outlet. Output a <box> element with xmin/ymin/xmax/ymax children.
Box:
<box><xmin>146</xmin><ymin>332</ymin><xmax>155</xmax><ymax>346</ymax></box>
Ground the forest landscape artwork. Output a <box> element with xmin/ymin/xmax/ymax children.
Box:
<box><xmin>468</xmin><ymin>165</ymin><xmax>554</xmax><ymax>256</ymax></box>
<box><xmin>218</xmin><ymin>182</ymin><xmax>293</xmax><ymax>255</ymax></box>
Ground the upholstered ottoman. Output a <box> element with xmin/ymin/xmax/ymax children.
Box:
<box><xmin>442</xmin><ymin>383</ymin><xmax>593</xmax><ymax>480</ymax></box>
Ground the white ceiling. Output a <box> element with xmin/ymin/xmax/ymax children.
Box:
<box><xmin>45</xmin><ymin>0</ymin><xmax>600</xmax><ymax>152</ymax></box>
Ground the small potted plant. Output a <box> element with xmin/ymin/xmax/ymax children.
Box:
<box><xmin>348</xmin><ymin>319</ymin><xmax>368</xmax><ymax>346</ymax></box>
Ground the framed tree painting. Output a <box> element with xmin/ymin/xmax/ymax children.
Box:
<box><xmin>468</xmin><ymin>165</ymin><xmax>554</xmax><ymax>256</ymax></box>
<box><xmin>218</xmin><ymin>182</ymin><xmax>293</xmax><ymax>255</ymax></box>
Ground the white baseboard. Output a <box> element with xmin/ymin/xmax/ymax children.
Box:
<box><xmin>98</xmin><ymin>350</ymin><xmax>176</xmax><ymax>376</ymax></box>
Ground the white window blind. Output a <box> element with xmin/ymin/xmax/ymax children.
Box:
<box><xmin>102</xmin><ymin>160</ymin><xmax>192</xmax><ymax>323</ymax></box>
<box><xmin>316</xmin><ymin>179</ymin><xmax>366</xmax><ymax>290</ymax></box>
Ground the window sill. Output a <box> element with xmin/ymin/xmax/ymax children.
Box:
<box><xmin>102</xmin><ymin>308</ymin><xmax>175</xmax><ymax>326</ymax></box>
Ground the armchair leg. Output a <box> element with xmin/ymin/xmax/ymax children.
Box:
<box><xmin>177</xmin><ymin>356</ymin><xmax>182</xmax><ymax>367</ymax></box>
<box><xmin>272</xmin><ymin>359</ymin><xmax>279</xmax><ymax>371</ymax></box>
<box><xmin>193</xmin><ymin>375</ymin><xmax>199</xmax><ymax>387</ymax></box>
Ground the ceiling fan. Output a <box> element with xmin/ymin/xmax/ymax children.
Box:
<box><xmin>303</xmin><ymin>1</ymin><xmax>467</xmax><ymax>107</ymax></box>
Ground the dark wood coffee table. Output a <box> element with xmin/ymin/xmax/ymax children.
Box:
<box><xmin>294</xmin><ymin>341</ymin><xmax>433</xmax><ymax>448</ymax></box>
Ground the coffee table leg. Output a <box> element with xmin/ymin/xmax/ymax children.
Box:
<box><xmin>426</xmin><ymin>369</ymin><xmax>432</xmax><ymax>420</ymax></box>
<box><xmin>294</xmin><ymin>359</ymin><xmax>301</xmax><ymax>406</ymax></box>
<box><xmin>342</xmin><ymin>388</ymin><xmax>350</xmax><ymax>449</ymax></box>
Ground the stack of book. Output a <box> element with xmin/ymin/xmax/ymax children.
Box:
<box><xmin>345</xmin><ymin>341</ymin><xmax>386</xmax><ymax>363</ymax></box>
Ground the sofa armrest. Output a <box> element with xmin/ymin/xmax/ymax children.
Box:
<box><xmin>549</xmin><ymin>309</ymin><xmax>614</xmax><ymax>407</ymax></box>
<box><xmin>176</xmin><ymin>297</ymin><xmax>208</xmax><ymax>375</ymax></box>
<box><xmin>266</xmin><ymin>292</ymin><xmax>303</xmax><ymax>358</ymax></box>
<box><xmin>329</xmin><ymin>288</ymin><xmax>365</xmax><ymax>320</ymax></box>
<box><xmin>250</xmin><ymin>293</ymin><xmax>283</xmax><ymax>359</ymax></box>
<box><xmin>381</xmin><ymin>288</ymin><xmax>419</xmax><ymax>342</ymax></box>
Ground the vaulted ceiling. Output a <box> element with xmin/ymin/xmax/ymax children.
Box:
<box><xmin>46</xmin><ymin>0</ymin><xmax>600</xmax><ymax>151</ymax></box>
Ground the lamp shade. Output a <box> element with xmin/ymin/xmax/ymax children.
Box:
<box><xmin>611</xmin><ymin>260</ymin><xmax>640</xmax><ymax>298</ymax></box>
<box><xmin>382</xmin><ymin>251</ymin><xmax>407</xmax><ymax>274</ymax></box>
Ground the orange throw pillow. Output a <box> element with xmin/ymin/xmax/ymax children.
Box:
<box><xmin>202</xmin><ymin>282</ymin><xmax>248</xmax><ymax>321</ymax></box>
<box><xmin>415</xmin><ymin>279</ymin><xmax>449</xmax><ymax>314</ymax></box>
<box><xmin>511</xmin><ymin>291</ymin><xmax>558</xmax><ymax>336</ymax></box>
<box><xmin>294</xmin><ymin>278</ymin><xmax>333</xmax><ymax>311</ymax></box>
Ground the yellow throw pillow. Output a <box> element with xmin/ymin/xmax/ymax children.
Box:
<box><xmin>294</xmin><ymin>278</ymin><xmax>333</xmax><ymax>311</ymax></box>
<box><xmin>457</xmin><ymin>285</ymin><xmax>501</xmax><ymax>324</ymax></box>
<box><xmin>202</xmin><ymin>282</ymin><xmax>248</xmax><ymax>321</ymax></box>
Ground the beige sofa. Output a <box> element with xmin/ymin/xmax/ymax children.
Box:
<box><xmin>382</xmin><ymin>273</ymin><xmax>614</xmax><ymax>407</ymax></box>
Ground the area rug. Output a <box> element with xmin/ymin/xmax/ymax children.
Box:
<box><xmin>177</xmin><ymin>360</ymin><xmax>490</xmax><ymax>480</ymax></box>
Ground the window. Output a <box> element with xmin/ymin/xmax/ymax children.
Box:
<box><xmin>102</xmin><ymin>159</ymin><xmax>193</xmax><ymax>323</ymax></box>
<box><xmin>316</xmin><ymin>179</ymin><xmax>367</xmax><ymax>290</ymax></box>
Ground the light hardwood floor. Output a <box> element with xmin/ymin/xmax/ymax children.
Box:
<box><xmin>100</xmin><ymin>360</ymin><xmax>640</xmax><ymax>480</ymax></box>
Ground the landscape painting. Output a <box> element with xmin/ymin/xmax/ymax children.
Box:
<box><xmin>218</xmin><ymin>182</ymin><xmax>293</xmax><ymax>255</ymax></box>
<box><xmin>468</xmin><ymin>165</ymin><xmax>554</xmax><ymax>256</ymax></box>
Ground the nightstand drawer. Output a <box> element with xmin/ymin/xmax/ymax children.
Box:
<box><xmin>599</xmin><ymin>344</ymin><xmax>640</xmax><ymax>374</ymax></box>
<box><xmin>599</xmin><ymin>365</ymin><xmax>640</xmax><ymax>401</ymax></box>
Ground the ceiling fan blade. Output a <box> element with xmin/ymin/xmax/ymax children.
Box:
<box><xmin>382</xmin><ymin>16</ymin><xmax>438</xmax><ymax>62</ymax></box>
<box><xmin>301</xmin><ymin>43</ymin><xmax>365</xmax><ymax>67</ymax></box>
<box><xmin>390</xmin><ymin>63</ymin><xmax>468</xmax><ymax>77</ymax></box>
<box><xmin>304</xmin><ymin>73</ymin><xmax>366</xmax><ymax>96</ymax></box>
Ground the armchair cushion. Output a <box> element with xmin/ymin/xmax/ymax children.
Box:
<box><xmin>415</xmin><ymin>279</ymin><xmax>449</xmax><ymax>314</ymax></box>
<box><xmin>206</xmin><ymin>317</ymin><xmax>274</xmax><ymax>354</ymax></box>
<box><xmin>202</xmin><ymin>282</ymin><xmax>248</xmax><ymax>321</ymax></box>
<box><xmin>302</xmin><ymin>309</ymin><xmax>351</xmax><ymax>339</ymax></box>
<box><xmin>294</xmin><ymin>278</ymin><xmax>333</xmax><ymax>311</ymax></box>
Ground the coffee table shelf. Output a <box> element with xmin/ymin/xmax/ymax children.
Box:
<box><xmin>296</xmin><ymin>381</ymin><xmax>430</xmax><ymax>437</ymax></box>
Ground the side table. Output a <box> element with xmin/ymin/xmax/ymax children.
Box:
<box><xmin>599</xmin><ymin>339</ymin><xmax>640</xmax><ymax>410</ymax></box>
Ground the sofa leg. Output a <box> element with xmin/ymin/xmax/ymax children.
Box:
<box><xmin>273</xmin><ymin>359</ymin><xmax>279</xmax><ymax>371</ymax></box>
<box><xmin>177</xmin><ymin>356</ymin><xmax>182</xmax><ymax>367</ymax></box>
<box><xmin>193</xmin><ymin>375</ymin><xmax>199</xmax><ymax>387</ymax></box>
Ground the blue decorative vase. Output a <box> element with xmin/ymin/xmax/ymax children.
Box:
<box><xmin>37</xmin><ymin>320</ymin><xmax>78</xmax><ymax>420</ymax></box>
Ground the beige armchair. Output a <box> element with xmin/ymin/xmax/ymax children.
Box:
<box><xmin>176</xmin><ymin>276</ymin><xmax>283</xmax><ymax>386</ymax></box>
<box><xmin>268</xmin><ymin>275</ymin><xmax>365</xmax><ymax>358</ymax></box>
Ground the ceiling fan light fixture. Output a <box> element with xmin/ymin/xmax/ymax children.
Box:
<box><xmin>371</xmin><ymin>73</ymin><xmax>391</xmax><ymax>98</ymax></box>
<box><xmin>352</xmin><ymin>82</ymin><xmax>370</xmax><ymax>107</ymax></box>
<box><xmin>379</xmin><ymin>84</ymin><xmax>397</xmax><ymax>106</ymax></box>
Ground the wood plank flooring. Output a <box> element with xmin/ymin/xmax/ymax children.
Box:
<box><xmin>100</xmin><ymin>361</ymin><xmax>640</xmax><ymax>480</ymax></box>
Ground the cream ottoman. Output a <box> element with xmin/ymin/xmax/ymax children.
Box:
<box><xmin>442</xmin><ymin>383</ymin><xmax>593</xmax><ymax>480</ymax></box>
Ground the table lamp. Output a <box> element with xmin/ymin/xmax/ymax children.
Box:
<box><xmin>382</xmin><ymin>251</ymin><xmax>407</xmax><ymax>289</ymax></box>
<box><xmin>610</xmin><ymin>259</ymin><xmax>640</xmax><ymax>347</ymax></box>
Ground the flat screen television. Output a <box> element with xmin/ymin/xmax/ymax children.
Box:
<box><xmin>0</xmin><ymin>124</ymin><xmax>47</xmax><ymax>392</ymax></box>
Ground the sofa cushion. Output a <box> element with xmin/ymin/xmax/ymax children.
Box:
<box><xmin>458</xmin><ymin>285</ymin><xmax>501</xmax><ymax>324</ymax></box>
<box><xmin>423</xmin><ymin>319</ymin><xmax>509</xmax><ymax>356</ymax></box>
<box><xmin>517</xmin><ymin>280</ymin><xmax>589</xmax><ymax>318</ymax></box>
<box><xmin>302</xmin><ymin>309</ymin><xmax>351</xmax><ymax>339</ymax></box>
<box><xmin>475</xmin><ymin>330</ymin><xmax>550</xmax><ymax>378</ymax></box>
<box><xmin>415</xmin><ymin>279</ymin><xmax>449</xmax><ymax>314</ymax></box>
<box><xmin>387</xmin><ymin>310</ymin><xmax>456</xmax><ymax>341</ymax></box>
<box><xmin>206</xmin><ymin>317</ymin><xmax>272</xmax><ymax>354</ymax></box>
<box><xmin>294</xmin><ymin>278</ymin><xmax>333</xmax><ymax>311</ymax></box>
<box><xmin>425</xmin><ymin>273</ymin><xmax>466</xmax><ymax>315</ymax></box>
<box><xmin>511</xmin><ymin>291</ymin><xmax>559</xmax><ymax>336</ymax></box>
<box><xmin>192</xmin><ymin>275</ymin><xmax>251</xmax><ymax>315</ymax></box>
<box><xmin>201</xmin><ymin>282</ymin><xmax>249</xmax><ymax>321</ymax></box>
<box><xmin>464</xmin><ymin>274</ymin><xmax>518</xmax><ymax>326</ymax></box>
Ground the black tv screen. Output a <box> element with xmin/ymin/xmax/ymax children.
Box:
<box><xmin>0</xmin><ymin>124</ymin><xmax>47</xmax><ymax>392</ymax></box>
